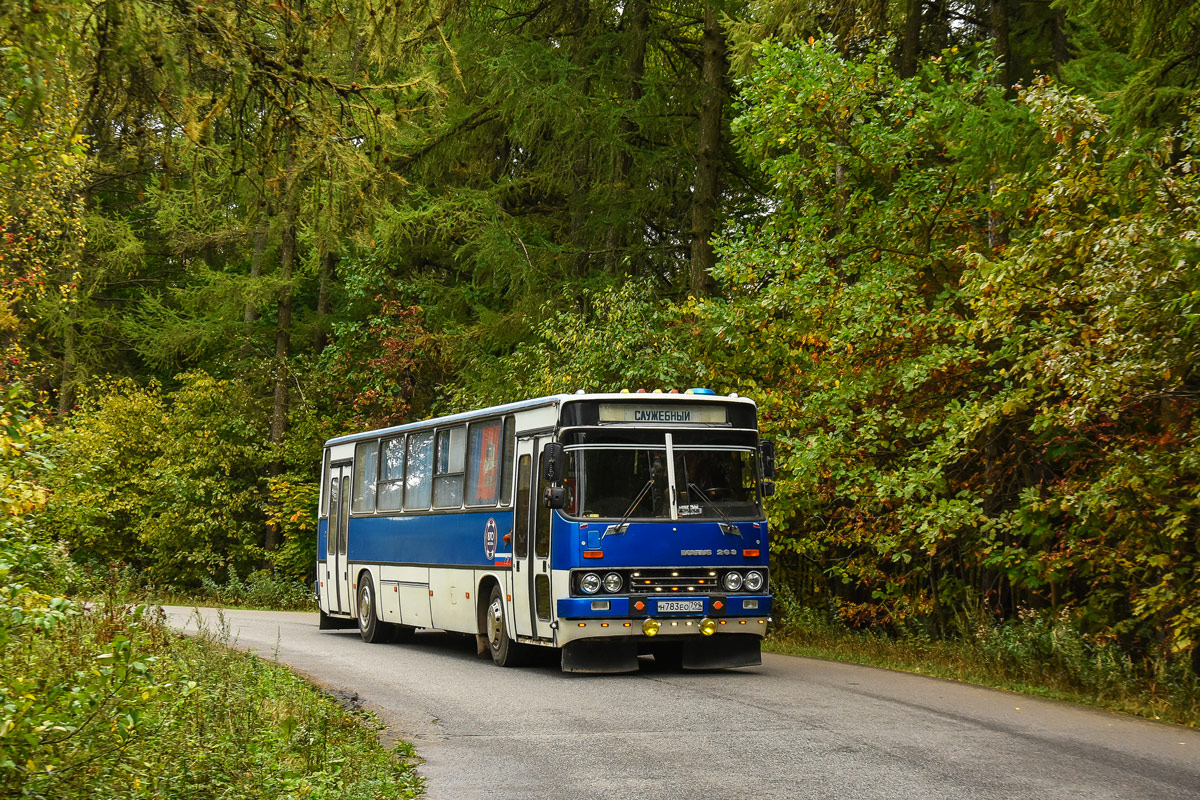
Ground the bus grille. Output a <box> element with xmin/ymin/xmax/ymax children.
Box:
<box><xmin>625</xmin><ymin>568</ymin><xmax>723</xmax><ymax>594</ymax></box>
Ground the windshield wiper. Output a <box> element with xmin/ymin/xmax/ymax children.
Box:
<box><xmin>687</xmin><ymin>482</ymin><xmax>741</xmax><ymax>538</ymax></box>
<box><xmin>603</xmin><ymin>479</ymin><xmax>654</xmax><ymax>541</ymax></box>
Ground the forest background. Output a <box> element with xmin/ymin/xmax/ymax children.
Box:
<box><xmin>2</xmin><ymin>0</ymin><xmax>1199</xmax><ymax>691</ymax></box>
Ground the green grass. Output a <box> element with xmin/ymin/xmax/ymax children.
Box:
<box><xmin>1</xmin><ymin>600</ymin><xmax>422</xmax><ymax>799</ymax></box>
<box><xmin>766</xmin><ymin>596</ymin><xmax>1200</xmax><ymax>729</ymax></box>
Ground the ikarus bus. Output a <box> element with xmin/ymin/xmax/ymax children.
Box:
<box><xmin>316</xmin><ymin>389</ymin><xmax>776</xmax><ymax>673</ymax></box>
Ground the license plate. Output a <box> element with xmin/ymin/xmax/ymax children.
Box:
<box><xmin>657</xmin><ymin>599</ymin><xmax>703</xmax><ymax>613</ymax></box>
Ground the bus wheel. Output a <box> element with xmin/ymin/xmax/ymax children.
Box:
<box><xmin>357</xmin><ymin>579</ymin><xmax>393</xmax><ymax>644</ymax></box>
<box><xmin>485</xmin><ymin>585</ymin><xmax>523</xmax><ymax>667</ymax></box>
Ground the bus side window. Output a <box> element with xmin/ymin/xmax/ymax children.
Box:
<box><xmin>320</xmin><ymin>450</ymin><xmax>330</xmax><ymax>516</ymax></box>
<box><xmin>465</xmin><ymin>420</ymin><xmax>502</xmax><ymax>506</ymax></box>
<box><xmin>404</xmin><ymin>432</ymin><xmax>434</xmax><ymax>510</ymax></box>
<box><xmin>352</xmin><ymin>440</ymin><xmax>379</xmax><ymax>513</ymax></box>
<box><xmin>499</xmin><ymin>417</ymin><xmax>516</xmax><ymax>507</ymax></box>
<box><xmin>433</xmin><ymin>426</ymin><xmax>466</xmax><ymax>508</ymax></box>
<box><xmin>514</xmin><ymin>455</ymin><xmax>531</xmax><ymax>557</ymax></box>
<box><xmin>377</xmin><ymin>436</ymin><xmax>405</xmax><ymax>511</ymax></box>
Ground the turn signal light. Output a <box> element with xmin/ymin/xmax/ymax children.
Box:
<box><xmin>743</xmin><ymin>549</ymin><xmax>760</xmax><ymax>557</ymax></box>
<box><xmin>642</xmin><ymin>618</ymin><xmax>661</xmax><ymax>637</ymax></box>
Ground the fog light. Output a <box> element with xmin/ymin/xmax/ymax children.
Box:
<box><xmin>642</xmin><ymin>618</ymin><xmax>661</xmax><ymax>637</ymax></box>
<box><xmin>699</xmin><ymin>618</ymin><xmax>717</xmax><ymax>636</ymax></box>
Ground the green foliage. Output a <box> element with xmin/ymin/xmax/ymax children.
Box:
<box><xmin>0</xmin><ymin>602</ymin><xmax>421</xmax><ymax>799</ymax></box>
<box><xmin>41</xmin><ymin>374</ymin><xmax>270</xmax><ymax>588</ymax></box>
<box><xmin>450</xmin><ymin>281</ymin><xmax>708</xmax><ymax>409</ymax></box>
<box><xmin>693</xmin><ymin>36</ymin><xmax>1200</xmax><ymax>675</ymax></box>
<box><xmin>0</xmin><ymin>4</ymin><xmax>89</xmax><ymax>391</ymax></box>
<box><xmin>960</xmin><ymin>81</ymin><xmax>1200</xmax><ymax>657</ymax></box>
<box><xmin>197</xmin><ymin>568</ymin><xmax>315</xmax><ymax>610</ymax></box>
<box><xmin>319</xmin><ymin>300</ymin><xmax>448</xmax><ymax>429</ymax></box>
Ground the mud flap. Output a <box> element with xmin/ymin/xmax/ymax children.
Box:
<box><xmin>319</xmin><ymin>610</ymin><xmax>357</xmax><ymax>630</ymax></box>
<box><xmin>561</xmin><ymin>639</ymin><xmax>639</xmax><ymax>674</ymax></box>
<box><xmin>681</xmin><ymin>634</ymin><xmax>762</xmax><ymax>670</ymax></box>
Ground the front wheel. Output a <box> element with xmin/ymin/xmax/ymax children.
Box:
<box><xmin>357</xmin><ymin>578</ymin><xmax>394</xmax><ymax>643</ymax></box>
<box><xmin>485</xmin><ymin>585</ymin><xmax>524</xmax><ymax>667</ymax></box>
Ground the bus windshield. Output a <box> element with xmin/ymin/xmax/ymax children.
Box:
<box><xmin>564</xmin><ymin>446</ymin><xmax>760</xmax><ymax>520</ymax></box>
<box><xmin>673</xmin><ymin>448</ymin><xmax>760</xmax><ymax>519</ymax></box>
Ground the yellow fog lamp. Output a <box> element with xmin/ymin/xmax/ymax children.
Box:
<box><xmin>642</xmin><ymin>618</ymin><xmax>661</xmax><ymax>637</ymax></box>
<box><xmin>699</xmin><ymin>618</ymin><xmax>717</xmax><ymax>637</ymax></box>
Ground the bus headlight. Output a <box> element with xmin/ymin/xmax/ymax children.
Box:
<box><xmin>580</xmin><ymin>573</ymin><xmax>601</xmax><ymax>594</ymax></box>
<box><xmin>603</xmin><ymin>572</ymin><xmax>623</xmax><ymax>593</ymax></box>
<box><xmin>744</xmin><ymin>570</ymin><xmax>764</xmax><ymax>592</ymax></box>
<box><xmin>722</xmin><ymin>571</ymin><xmax>743</xmax><ymax>592</ymax></box>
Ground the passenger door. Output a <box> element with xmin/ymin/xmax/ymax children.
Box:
<box><xmin>511</xmin><ymin>440</ymin><xmax>535</xmax><ymax>638</ymax></box>
<box><xmin>326</xmin><ymin>463</ymin><xmax>351</xmax><ymax>615</ymax></box>
<box><xmin>511</xmin><ymin>435</ymin><xmax>557</xmax><ymax>641</ymax></box>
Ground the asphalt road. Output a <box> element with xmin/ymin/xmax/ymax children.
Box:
<box><xmin>162</xmin><ymin>607</ymin><xmax>1200</xmax><ymax>800</ymax></box>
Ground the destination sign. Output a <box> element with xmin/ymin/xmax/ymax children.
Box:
<box><xmin>598</xmin><ymin>404</ymin><xmax>727</xmax><ymax>424</ymax></box>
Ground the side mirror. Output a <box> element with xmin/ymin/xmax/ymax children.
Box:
<box><xmin>543</xmin><ymin>485</ymin><xmax>565</xmax><ymax>509</ymax></box>
<box><xmin>761</xmin><ymin>481</ymin><xmax>776</xmax><ymax>498</ymax></box>
<box><xmin>542</xmin><ymin>441</ymin><xmax>564</xmax><ymax>483</ymax></box>
<box><xmin>759</xmin><ymin>439</ymin><xmax>776</xmax><ymax>480</ymax></box>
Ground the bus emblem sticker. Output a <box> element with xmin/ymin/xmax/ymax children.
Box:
<box><xmin>484</xmin><ymin>517</ymin><xmax>498</xmax><ymax>560</ymax></box>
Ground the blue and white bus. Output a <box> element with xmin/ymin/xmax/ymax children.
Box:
<box><xmin>316</xmin><ymin>390</ymin><xmax>776</xmax><ymax>673</ymax></box>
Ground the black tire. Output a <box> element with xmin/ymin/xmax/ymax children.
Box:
<box><xmin>357</xmin><ymin>577</ymin><xmax>394</xmax><ymax>643</ymax></box>
<box><xmin>485</xmin><ymin>585</ymin><xmax>524</xmax><ymax>667</ymax></box>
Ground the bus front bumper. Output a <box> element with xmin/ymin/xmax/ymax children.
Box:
<box><xmin>551</xmin><ymin>614</ymin><xmax>770</xmax><ymax>646</ymax></box>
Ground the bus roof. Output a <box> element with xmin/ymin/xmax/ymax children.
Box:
<box><xmin>322</xmin><ymin>391</ymin><xmax>757</xmax><ymax>448</ymax></box>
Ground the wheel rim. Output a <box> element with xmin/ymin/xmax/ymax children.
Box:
<box><xmin>359</xmin><ymin>584</ymin><xmax>371</xmax><ymax>627</ymax></box>
<box><xmin>488</xmin><ymin>598</ymin><xmax>504</xmax><ymax>651</ymax></box>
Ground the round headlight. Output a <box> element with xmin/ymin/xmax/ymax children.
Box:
<box><xmin>722</xmin><ymin>571</ymin><xmax>743</xmax><ymax>592</ymax></box>
<box><xmin>603</xmin><ymin>572</ymin><xmax>623</xmax><ymax>593</ymax></box>
<box><xmin>744</xmin><ymin>570</ymin><xmax>764</xmax><ymax>592</ymax></box>
<box><xmin>580</xmin><ymin>573</ymin><xmax>601</xmax><ymax>594</ymax></box>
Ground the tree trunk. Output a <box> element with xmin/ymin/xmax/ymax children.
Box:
<box><xmin>991</xmin><ymin>0</ymin><xmax>1012</xmax><ymax>94</ymax></box>
<box><xmin>605</xmin><ymin>0</ymin><xmax>649</xmax><ymax>273</ymax></box>
<box><xmin>267</xmin><ymin>192</ymin><xmax>297</xmax><ymax>554</ymax></box>
<box><xmin>314</xmin><ymin>250</ymin><xmax>334</xmax><ymax>353</ymax></box>
<box><xmin>689</xmin><ymin>2</ymin><xmax>727</xmax><ymax>298</ymax></box>
<box><xmin>900</xmin><ymin>0</ymin><xmax>923</xmax><ymax>78</ymax></box>
<box><xmin>567</xmin><ymin>5</ymin><xmax>595</xmax><ymax>281</ymax></box>
<box><xmin>57</xmin><ymin>317</ymin><xmax>77</xmax><ymax>418</ymax></box>
<box><xmin>240</xmin><ymin>227</ymin><xmax>268</xmax><ymax>358</ymax></box>
<box><xmin>1051</xmin><ymin>8</ymin><xmax>1070</xmax><ymax>74</ymax></box>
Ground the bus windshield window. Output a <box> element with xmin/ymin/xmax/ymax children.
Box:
<box><xmin>673</xmin><ymin>449</ymin><xmax>759</xmax><ymax>519</ymax></box>
<box><xmin>566</xmin><ymin>448</ymin><xmax>670</xmax><ymax>519</ymax></box>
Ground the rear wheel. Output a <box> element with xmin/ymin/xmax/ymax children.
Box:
<box><xmin>357</xmin><ymin>578</ymin><xmax>394</xmax><ymax>643</ymax></box>
<box><xmin>485</xmin><ymin>585</ymin><xmax>524</xmax><ymax>667</ymax></box>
